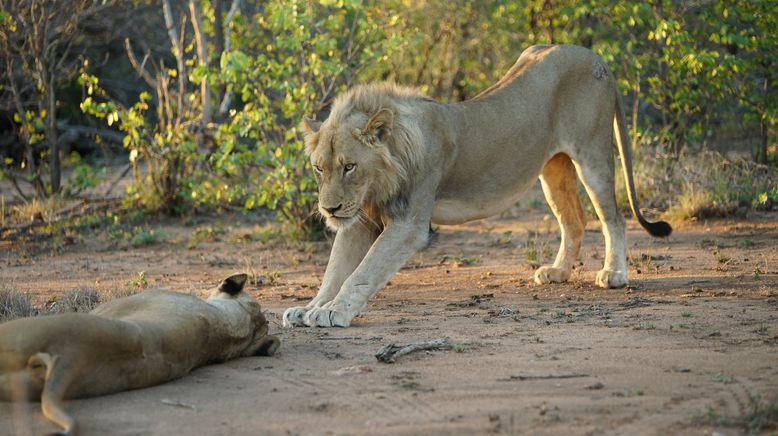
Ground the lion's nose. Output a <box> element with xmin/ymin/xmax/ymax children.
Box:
<box><xmin>323</xmin><ymin>204</ymin><xmax>342</xmax><ymax>215</ymax></box>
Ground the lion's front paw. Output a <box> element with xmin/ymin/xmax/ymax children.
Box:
<box><xmin>303</xmin><ymin>306</ymin><xmax>352</xmax><ymax>328</ymax></box>
<box><xmin>595</xmin><ymin>269</ymin><xmax>628</xmax><ymax>288</ymax></box>
<box><xmin>534</xmin><ymin>265</ymin><xmax>571</xmax><ymax>284</ymax></box>
<box><xmin>283</xmin><ymin>306</ymin><xmax>310</xmax><ymax>328</ymax></box>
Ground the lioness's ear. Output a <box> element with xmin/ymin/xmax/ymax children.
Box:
<box><xmin>301</xmin><ymin>116</ymin><xmax>322</xmax><ymax>136</ymax></box>
<box><xmin>219</xmin><ymin>273</ymin><xmax>248</xmax><ymax>295</ymax></box>
<box><xmin>364</xmin><ymin>108</ymin><xmax>394</xmax><ymax>143</ymax></box>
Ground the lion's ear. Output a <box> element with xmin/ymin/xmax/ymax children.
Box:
<box><xmin>301</xmin><ymin>117</ymin><xmax>322</xmax><ymax>154</ymax></box>
<box><xmin>364</xmin><ymin>108</ymin><xmax>394</xmax><ymax>143</ymax></box>
<box><xmin>301</xmin><ymin>116</ymin><xmax>322</xmax><ymax>136</ymax></box>
<box><xmin>218</xmin><ymin>273</ymin><xmax>248</xmax><ymax>295</ymax></box>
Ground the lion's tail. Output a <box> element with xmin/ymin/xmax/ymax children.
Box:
<box><xmin>29</xmin><ymin>353</ymin><xmax>78</xmax><ymax>436</ymax></box>
<box><xmin>613</xmin><ymin>89</ymin><xmax>672</xmax><ymax>238</ymax></box>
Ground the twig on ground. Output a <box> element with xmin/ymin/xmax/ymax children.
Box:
<box><xmin>500</xmin><ymin>373</ymin><xmax>590</xmax><ymax>381</ymax></box>
<box><xmin>617</xmin><ymin>297</ymin><xmax>672</xmax><ymax>309</ymax></box>
<box><xmin>375</xmin><ymin>338</ymin><xmax>451</xmax><ymax>363</ymax></box>
<box><xmin>160</xmin><ymin>398</ymin><xmax>197</xmax><ymax>410</ymax></box>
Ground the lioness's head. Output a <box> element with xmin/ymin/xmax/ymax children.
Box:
<box><xmin>301</xmin><ymin>83</ymin><xmax>426</xmax><ymax>230</ymax></box>
<box><xmin>209</xmin><ymin>273</ymin><xmax>279</xmax><ymax>356</ymax></box>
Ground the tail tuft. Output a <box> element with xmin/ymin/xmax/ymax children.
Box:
<box><xmin>643</xmin><ymin>219</ymin><xmax>672</xmax><ymax>238</ymax></box>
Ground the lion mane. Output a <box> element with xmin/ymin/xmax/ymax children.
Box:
<box><xmin>305</xmin><ymin>83</ymin><xmax>428</xmax><ymax>210</ymax></box>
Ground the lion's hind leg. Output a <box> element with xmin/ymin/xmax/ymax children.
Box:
<box><xmin>534</xmin><ymin>153</ymin><xmax>586</xmax><ymax>285</ymax></box>
<box><xmin>571</xmin><ymin>149</ymin><xmax>628</xmax><ymax>288</ymax></box>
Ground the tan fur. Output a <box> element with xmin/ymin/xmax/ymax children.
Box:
<box><xmin>0</xmin><ymin>274</ymin><xmax>279</xmax><ymax>435</ymax></box>
<box><xmin>285</xmin><ymin>45</ymin><xmax>671</xmax><ymax>328</ymax></box>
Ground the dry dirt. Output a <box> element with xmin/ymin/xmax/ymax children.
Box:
<box><xmin>1</xmin><ymin>205</ymin><xmax>777</xmax><ymax>435</ymax></box>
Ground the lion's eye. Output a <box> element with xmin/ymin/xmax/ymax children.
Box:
<box><xmin>343</xmin><ymin>163</ymin><xmax>356</xmax><ymax>174</ymax></box>
<box><xmin>312</xmin><ymin>164</ymin><xmax>323</xmax><ymax>173</ymax></box>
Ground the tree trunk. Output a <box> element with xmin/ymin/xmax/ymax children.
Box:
<box><xmin>46</xmin><ymin>73</ymin><xmax>61</xmax><ymax>194</ymax></box>
<box><xmin>631</xmin><ymin>73</ymin><xmax>640</xmax><ymax>151</ymax></box>
<box><xmin>217</xmin><ymin>0</ymin><xmax>242</xmax><ymax>118</ymax></box>
<box><xmin>758</xmin><ymin>118</ymin><xmax>768</xmax><ymax>164</ymax></box>
<box><xmin>544</xmin><ymin>0</ymin><xmax>554</xmax><ymax>44</ymax></box>
<box><xmin>212</xmin><ymin>0</ymin><xmax>226</xmax><ymax>109</ymax></box>
<box><xmin>162</xmin><ymin>0</ymin><xmax>186</xmax><ymax>127</ymax></box>
<box><xmin>4</xmin><ymin>55</ymin><xmax>43</xmax><ymax>196</ymax></box>
<box><xmin>189</xmin><ymin>0</ymin><xmax>211</xmax><ymax>151</ymax></box>
<box><xmin>756</xmin><ymin>76</ymin><xmax>770</xmax><ymax>164</ymax></box>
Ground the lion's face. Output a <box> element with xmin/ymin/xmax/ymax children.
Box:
<box><xmin>302</xmin><ymin>109</ymin><xmax>395</xmax><ymax>230</ymax></box>
<box><xmin>308</xmin><ymin>125</ymin><xmax>374</xmax><ymax>229</ymax></box>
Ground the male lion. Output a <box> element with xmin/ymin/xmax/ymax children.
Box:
<box><xmin>0</xmin><ymin>273</ymin><xmax>279</xmax><ymax>435</ymax></box>
<box><xmin>284</xmin><ymin>44</ymin><xmax>671</xmax><ymax>328</ymax></box>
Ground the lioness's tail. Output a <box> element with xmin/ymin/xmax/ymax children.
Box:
<box><xmin>613</xmin><ymin>89</ymin><xmax>672</xmax><ymax>238</ymax></box>
<box><xmin>29</xmin><ymin>353</ymin><xmax>78</xmax><ymax>436</ymax></box>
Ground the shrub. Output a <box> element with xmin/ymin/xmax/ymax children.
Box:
<box><xmin>619</xmin><ymin>148</ymin><xmax>778</xmax><ymax>221</ymax></box>
<box><xmin>48</xmin><ymin>288</ymin><xmax>101</xmax><ymax>314</ymax></box>
<box><xmin>0</xmin><ymin>289</ymin><xmax>35</xmax><ymax>322</ymax></box>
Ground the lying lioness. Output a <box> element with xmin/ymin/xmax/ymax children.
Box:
<box><xmin>0</xmin><ymin>273</ymin><xmax>279</xmax><ymax>435</ymax></box>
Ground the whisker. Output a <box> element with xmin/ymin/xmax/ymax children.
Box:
<box><xmin>358</xmin><ymin>208</ymin><xmax>382</xmax><ymax>232</ymax></box>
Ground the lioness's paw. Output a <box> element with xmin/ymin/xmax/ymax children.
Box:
<box><xmin>304</xmin><ymin>307</ymin><xmax>352</xmax><ymax>328</ymax></box>
<box><xmin>534</xmin><ymin>265</ymin><xmax>571</xmax><ymax>284</ymax></box>
<box><xmin>283</xmin><ymin>307</ymin><xmax>309</xmax><ymax>328</ymax></box>
<box><xmin>595</xmin><ymin>269</ymin><xmax>628</xmax><ymax>288</ymax></box>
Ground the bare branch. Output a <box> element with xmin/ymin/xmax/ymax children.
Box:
<box><xmin>124</xmin><ymin>38</ymin><xmax>158</xmax><ymax>88</ymax></box>
<box><xmin>223</xmin><ymin>0</ymin><xmax>242</xmax><ymax>53</ymax></box>
<box><xmin>5</xmin><ymin>171</ymin><xmax>31</xmax><ymax>203</ymax></box>
<box><xmin>189</xmin><ymin>0</ymin><xmax>211</xmax><ymax>132</ymax></box>
<box><xmin>104</xmin><ymin>163</ymin><xmax>131</xmax><ymax>197</ymax></box>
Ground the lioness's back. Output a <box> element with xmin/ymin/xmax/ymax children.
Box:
<box><xmin>0</xmin><ymin>313</ymin><xmax>142</xmax><ymax>360</ymax></box>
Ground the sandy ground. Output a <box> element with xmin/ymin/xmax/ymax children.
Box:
<box><xmin>1</xmin><ymin>204</ymin><xmax>777</xmax><ymax>435</ymax></box>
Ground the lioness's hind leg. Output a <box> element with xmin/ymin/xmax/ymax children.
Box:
<box><xmin>572</xmin><ymin>153</ymin><xmax>628</xmax><ymax>288</ymax></box>
<box><xmin>534</xmin><ymin>154</ymin><xmax>586</xmax><ymax>285</ymax></box>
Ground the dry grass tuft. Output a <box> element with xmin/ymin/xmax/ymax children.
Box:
<box><xmin>617</xmin><ymin>149</ymin><xmax>777</xmax><ymax>221</ymax></box>
<box><xmin>48</xmin><ymin>288</ymin><xmax>102</xmax><ymax>314</ymax></box>
<box><xmin>0</xmin><ymin>289</ymin><xmax>36</xmax><ymax>322</ymax></box>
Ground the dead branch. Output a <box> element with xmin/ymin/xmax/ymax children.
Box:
<box><xmin>103</xmin><ymin>163</ymin><xmax>132</xmax><ymax>197</ymax></box>
<box><xmin>124</xmin><ymin>38</ymin><xmax>158</xmax><ymax>88</ymax></box>
<box><xmin>0</xmin><ymin>197</ymin><xmax>122</xmax><ymax>240</ymax></box>
<box><xmin>57</xmin><ymin>124</ymin><xmax>125</xmax><ymax>145</ymax></box>
<box><xmin>375</xmin><ymin>338</ymin><xmax>451</xmax><ymax>363</ymax></box>
<box><xmin>5</xmin><ymin>172</ymin><xmax>30</xmax><ymax>203</ymax></box>
<box><xmin>160</xmin><ymin>399</ymin><xmax>196</xmax><ymax>410</ymax></box>
<box><xmin>500</xmin><ymin>374</ymin><xmax>590</xmax><ymax>381</ymax></box>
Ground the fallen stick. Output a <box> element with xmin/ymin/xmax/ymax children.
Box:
<box><xmin>500</xmin><ymin>373</ymin><xmax>589</xmax><ymax>381</ymax></box>
<box><xmin>375</xmin><ymin>338</ymin><xmax>450</xmax><ymax>363</ymax></box>
<box><xmin>160</xmin><ymin>398</ymin><xmax>197</xmax><ymax>410</ymax></box>
<box><xmin>103</xmin><ymin>163</ymin><xmax>132</xmax><ymax>197</ymax></box>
